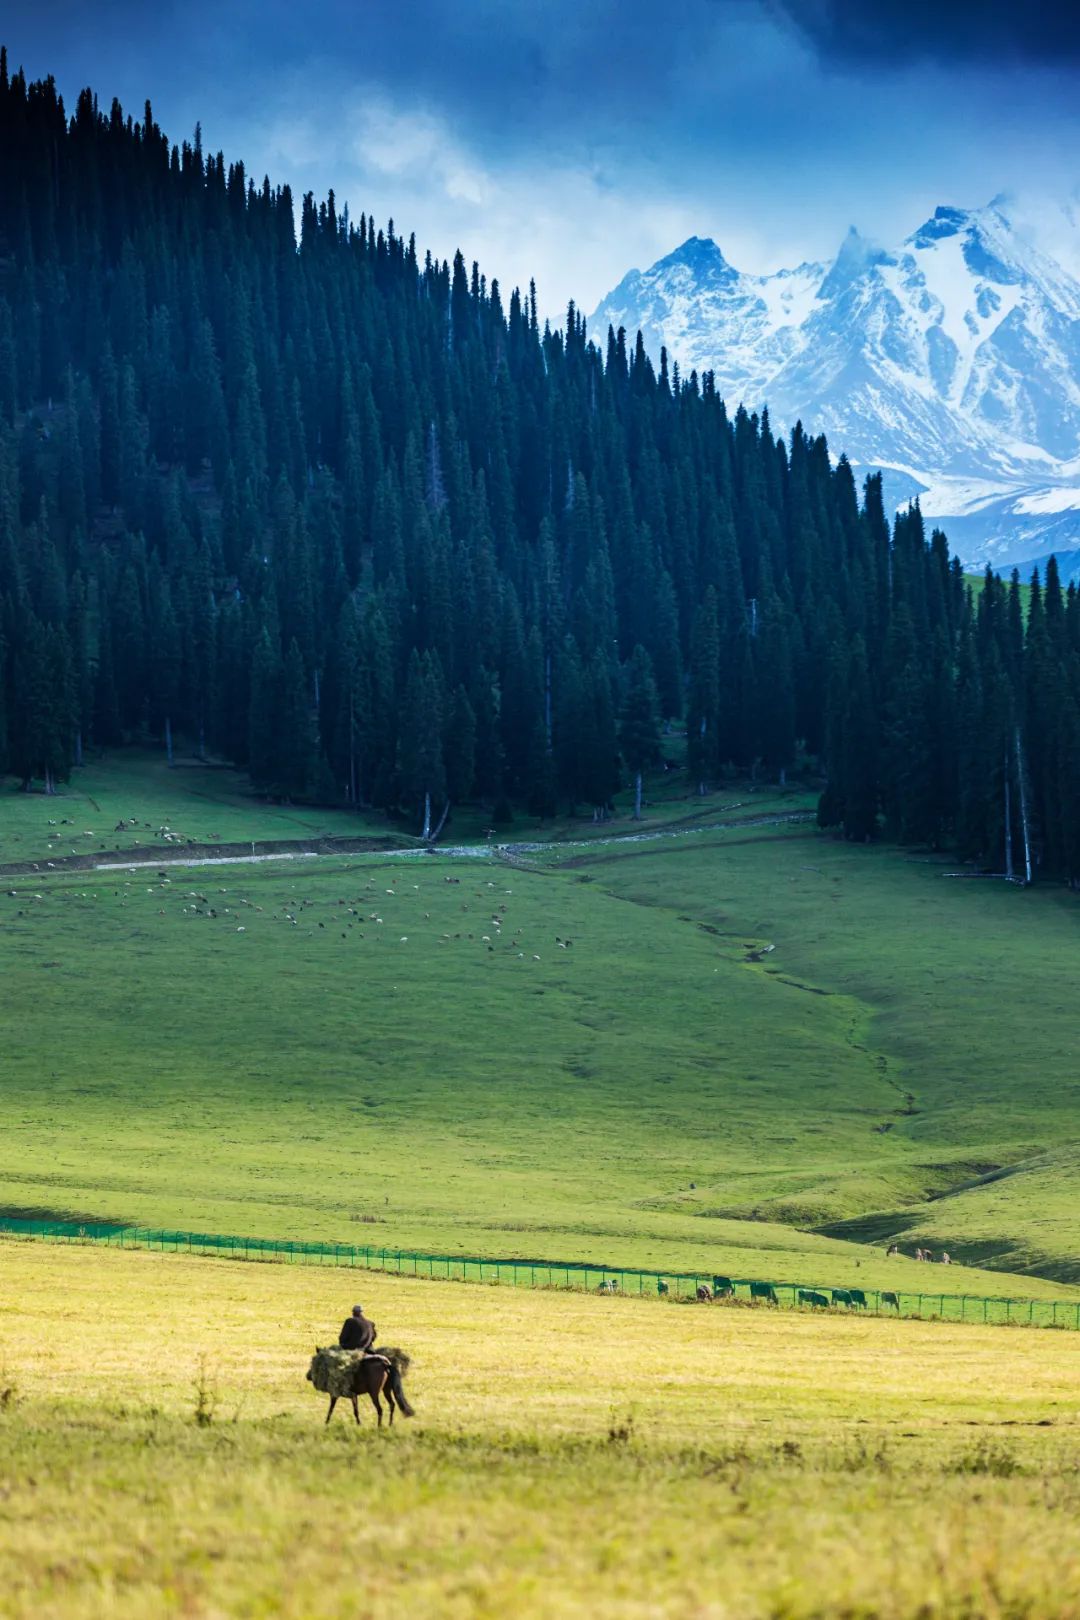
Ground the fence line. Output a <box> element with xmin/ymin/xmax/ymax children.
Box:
<box><xmin>1</xmin><ymin>1217</ymin><xmax>1076</xmax><ymax>1330</ymax></box>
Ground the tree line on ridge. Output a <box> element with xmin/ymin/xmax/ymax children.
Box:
<box><xmin>1</xmin><ymin>55</ymin><xmax>1078</xmax><ymax>882</ymax></box>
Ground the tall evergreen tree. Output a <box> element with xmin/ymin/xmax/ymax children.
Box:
<box><xmin>619</xmin><ymin>645</ymin><xmax>662</xmax><ymax>820</ymax></box>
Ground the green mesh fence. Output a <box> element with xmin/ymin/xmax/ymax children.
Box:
<box><xmin>1</xmin><ymin>1217</ymin><xmax>1076</xmax><ymax>1330</ymax></box>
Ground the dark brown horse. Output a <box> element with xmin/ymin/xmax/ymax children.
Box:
<box><xmin>307</xmin><ymin>1346</ymin><xmax>415</xmax><ymax>1427</ymax></box>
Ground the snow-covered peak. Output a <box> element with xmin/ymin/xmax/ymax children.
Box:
<box><xmin>588</xmin><ymin>199</ymin><xmax>1080</xmax><ymax>569</ymax></box>
<box><xmin>910</xmin><ymin>204</ymin><xmax>970</xmax><ymax>247</ymax></box>
<box><xmin>906</xmin><ymin>200</ymin><xmax>1080</xmax><ymax>311</ymax></box>
<box><xmin>590</xmin><ymin>238</ymin><xmax>826</xmax><ymax>396</ymax></box>
<box><xmin>656</xmin><ymin>236</ymin><xmax>737</xmax><ymax>278</ymax></box>
<box><xmin>817</xmin><ymin>225</ymin><xmax>893</xmax><ymax>298</ymax></box>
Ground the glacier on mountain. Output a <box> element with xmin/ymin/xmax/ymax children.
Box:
<box><xmin>589</xmin><ymin>202</ymin><xmax>1080</xmax><ymax>572</ymax></box>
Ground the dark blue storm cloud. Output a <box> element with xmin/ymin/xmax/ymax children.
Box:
<box><xmin>771</xmin><ymin>0</ymin><xmax>1080</xmax><ymax>64</ymax></box>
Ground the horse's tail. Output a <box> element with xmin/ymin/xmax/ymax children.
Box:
<box><xmin>390</xmin><ymin>1362</ymin><xmax>415</xmax><ymax>1417</ymax></box>
<box><xmin>379</xmin><ymin>1346</ymin><xmax>415</xmax><ymax>1417</ymax></box>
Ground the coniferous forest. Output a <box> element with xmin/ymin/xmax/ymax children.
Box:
<box><xmin>2</xmin><ymin>58</ymin><xmax>1080</xmax><ymax>882</ymax></box>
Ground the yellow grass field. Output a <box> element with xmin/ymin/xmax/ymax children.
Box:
<box><xmin>2</xmin><ymin>1240</ymin><xmax>1080</xmax><ymax>1618</ymax></box>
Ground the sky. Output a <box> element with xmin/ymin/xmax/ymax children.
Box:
<box><xmin>4</xmin><ymin>0</ymin><xmax>1080</xmax><ymax>317</ymax></box>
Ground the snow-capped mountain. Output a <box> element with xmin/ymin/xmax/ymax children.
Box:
<box><xmin>590</xmin><ymin>202</ymin><xmax>1080</xmax><ymax>571</ymax></box>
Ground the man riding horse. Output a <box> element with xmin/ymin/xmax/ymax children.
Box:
<box><xmin>338</xmin><ymin>1303</ymin><xmax>376</xmax><ymax>1352</ymax></box>
<box><xmin>306</xmin><ymin>1303</ymin><xmax>415</xmax><ymax>1426</ymax></box>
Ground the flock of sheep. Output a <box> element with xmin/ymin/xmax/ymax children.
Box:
<box><xmin>4</xmin><ymin>856</ymin><xmax>578</xmax><ymax>971</ymax></box>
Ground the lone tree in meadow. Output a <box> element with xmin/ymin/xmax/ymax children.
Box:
<box><xmin>620</xmin><ymin>645</ymin><xmax>661</xmax><ymax>820</ymax></box>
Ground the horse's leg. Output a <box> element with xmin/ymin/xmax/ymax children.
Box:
<box><xmin>351</xmin><ymin>1394</ymin><xmax>360</xmax><ymax>1424</ymax></box>
<box><xmin>325</xmin><ymin>1396</ymin><xmax>337</xmax><ymax>1425</ymax></box>
<box><xmin>386</xmin><ymin>1380</ymin><xmax>396</xmax><ymax>1426</ymax></box>
<box><xmin>368</xmin><ymin>1371</ymin><xmax>384</xmax><ymax>1428</ymax></box>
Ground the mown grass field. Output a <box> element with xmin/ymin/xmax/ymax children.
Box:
<box><xmin>2</xmin><ymin>1240</ymin><xmax>1079</xmax><ymax>1619</ymax></box>
<box><xmin>1</xmin><ymin>753</ymin><xmax>1079</xmax><ymax>1294</ymax></box>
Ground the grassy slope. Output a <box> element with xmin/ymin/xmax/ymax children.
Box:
<box><xmin>0</xmin><ymin>747</ymin><xmax>813</xmax><ymax>868</ymax></box>
<box><xmin>580</xmin><ymin>829</ymin><xmax>1080</xmax><ymax>1278</ymax></box>
<box><xmin>3</xmin><ymin>841</ymin><xmax>945</xmax><ymax>1290</ymax></box>
<box><xmin>0</xmin><ymin>749</ymin><xmax>391</xmax><ymax>866</ymax></box>
<box><xmin>2</xmin><ymin>748</ymin><xmax>1079</xmax><ymax>1292</ymax></box>
<box><xmin>965</xmin><ymin>572</ymin><xmax>1033</xmax><ymax>611</ymax></box>
<box><xmin>2</xmin><ymin>1240</ymin><xmax>1080</xmax><ymax>1619</ymax></box>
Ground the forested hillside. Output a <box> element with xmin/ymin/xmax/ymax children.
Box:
<box><xmin>1</xmin><ymin>56</ymin><xmax>1079</xmax><ymax>879</ymax></box>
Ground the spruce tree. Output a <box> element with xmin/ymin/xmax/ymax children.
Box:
<box><xmin>398</xmin><ymin>649</ymin><xmax>446</xmax><ymax>837</ymax></box>
<box><xmin>687</xmin><ymin>587</ymin><xmax>720</xmax><ymax>793</ymax></box>
<box><xmin>278</xmin><ymin>638</ymin><xmax>317</xmax><ymax>801</ymax></box>
<box><xmin>248</xmin><ymin>628</ymin><xmax>281</xmax><ymax>794</ymax></box>
<box><xmin>619</xmin><ymin>645</ymin><xmax>661</xmax><ymax>820</ymax></box>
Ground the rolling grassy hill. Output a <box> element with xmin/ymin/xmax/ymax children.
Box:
<box><xmin>582</xmin><ymin>829</ymin><xmax>1080</xmax><ymax>1280</ymax></box>
<box><xmin>2</xmin><ymin>756</ymin><xmax>1079</xmax><ymax>1291</ymax></box>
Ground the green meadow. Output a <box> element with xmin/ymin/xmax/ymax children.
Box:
<box><xmin>2</xmin><ymin>758</ymin><xmax>1079</xmax><ymax>1295</ymax></box>
<box><xmin>0</xmin><ymin>747</ymin><xmax>811</xmax><ymax>866</ymax></box>
<box><xmin>3</xmin><ymin>1242</ymin><xmax>1080</xmax><ymax>1620</ymax></box>
<box><xmin>0</xmin><ymin>750</ymin><xmax>391</xmax><ymax>867</ymax></box>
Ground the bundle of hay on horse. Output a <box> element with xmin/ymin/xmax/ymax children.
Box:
<box><xmin>306</xmin><ymin>1345</ymin><xmax>415</xmax><ymax>1426</ymax></box>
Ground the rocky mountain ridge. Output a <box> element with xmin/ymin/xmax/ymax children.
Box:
<box><xmin>590</xmin><ymin>202</ymin><xmax>1080</xmax><ymax>573</ymax></box>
